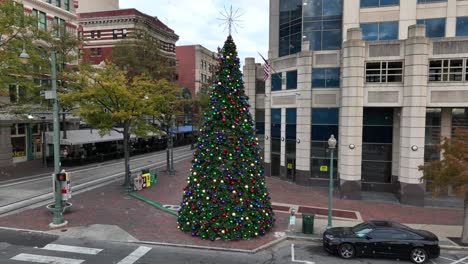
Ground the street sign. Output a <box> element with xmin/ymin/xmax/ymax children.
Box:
<box><xmin>320</xmin><ymin>165</ymin><xmax>328</xmax><ymax>172</ymax></box>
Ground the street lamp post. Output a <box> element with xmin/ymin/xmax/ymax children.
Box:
<box><xmin>327</xmin><ymin>134</ymin><xmax>337</xmax><ymax>230</ymax></box>
<box><xmin>20</xmin><ymin>48</ymin><xmax>66</xmax><ymax>227</ymax></box>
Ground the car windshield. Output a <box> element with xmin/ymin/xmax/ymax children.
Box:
<box><xmin>351</xmin><ymin>222</ymin><xmax>374</xmax><ymax>237</ymax></box>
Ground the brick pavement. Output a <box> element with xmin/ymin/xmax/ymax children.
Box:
<box><xmin>0</xmin><ymin>157</ymin><xmax>463</xmax><ymax>250</ymax></box>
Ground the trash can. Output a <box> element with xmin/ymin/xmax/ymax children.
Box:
<box><xmin>150</xmin><ymin>172</ymin><xmax>158</xmax><ymax>184</ymax></box>
<box><xmin>302</xmin><ymin>213</ymin><xmax>314</xmax><ymax>234</ymax></box>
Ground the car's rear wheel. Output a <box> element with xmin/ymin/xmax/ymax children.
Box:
<box><xmin>410</xmin><ymin>247</ymin><xmax>427</xmax><ymax>263</ymax></box>
<box><xmin>338</xmin><ymin>243</ymin><xmax>355</xmax><ymax>259</ymax></box>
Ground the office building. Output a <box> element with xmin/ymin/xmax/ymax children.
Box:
<box><xmin>243</xmin><ymin>0</ymin><xmax>468</xmax><ymax>206</ymax></box>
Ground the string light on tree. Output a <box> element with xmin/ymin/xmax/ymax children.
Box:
<box><xmin>177</xmin><ymin>11</ymin><xmax>274</xmax><ymax>241</ymax></box>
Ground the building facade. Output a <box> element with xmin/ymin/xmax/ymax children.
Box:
<box><xmin>78</xmin><ymin>8</ymin><xmax>178</xmax><ymax>65</ymax></box>
<box><xmin>244</xmin><ymin>0</ymin><xmax>468</xmax><ymax>206</ymax></box>
<box><xmin>0</xmin><ymin>0</ymin><xmax>79</xmax><ymax>167</ymax></box>
<box><xmin>75</xmin><ymin>0</ymin><xmax>118</xmax><ymax>14</ymax></box>
<box><xmin>176</xmin><ymin>45</ymin><xmax>217</xmax><ymax>98</ymax></box>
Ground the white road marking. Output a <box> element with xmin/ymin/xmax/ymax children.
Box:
<box><xmin>117</xmin><ymin>246</ymin><xmax>152</xmax><ymax>264</ymax></box>
<box><xmin>43</xmin><ymin>244</ymin><xmax>103</xmax><ymax>255</ymax></box>
<box><xmin>448</xmin><ymin>256</ymin><xmax>468</xmax><ymax>264</ymax></box>
<box><xmin>291</xmin><ymin>244</ymin><xmax>315</xmax><ymax>264</ymax></box>
<box><xmin>11</xmin><ymin>253</ymin><xmax>84</xmax><ymax>264</ymax></box>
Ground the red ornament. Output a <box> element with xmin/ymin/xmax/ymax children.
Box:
<box><xmin>222</xmin><ymin>118</ymin><xmax>226</xmax><ymax>123</ymax></box>
<box><xmin>222</xmin><ymin>213</ymin><xmax>227</xmax><ymax>217</ymax></box>
<box><xmin>214</xmin><ymin>228</ymin><xmax>219</xmax><ymax>232</ymax></box>
<box><xmin>235</xmin><ymin>118</ymin><xmax>239</xmax><ymax>122</ymax></box>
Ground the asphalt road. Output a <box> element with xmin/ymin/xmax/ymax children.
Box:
<box><xmin>1</xmin><ymin>229</ymin><xmax>467</xmax><ymax>264</ymax></box>
<box><xmin>0</xmin><ymin>146</ymin><xmax>194</xmax><ymax>216</ymax></box>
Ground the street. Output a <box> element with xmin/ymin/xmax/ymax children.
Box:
<box><xmin>0</xmin><ymin>229</ymin><xmax>467</xmax><ymax>264</ymax></box>
<box><xmin>0</xmin><ymin>146</ymin><xmax>194</xmax><ymax>216</ymax></box>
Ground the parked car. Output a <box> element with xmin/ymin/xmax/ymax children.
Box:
<box><xmin>323</xmin><ymin>220</ymin><xmax>440</xmax><ymax>263</ymax></box>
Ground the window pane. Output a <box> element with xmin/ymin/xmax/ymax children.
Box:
<box><xmin>362</xmin><ymin>144</ymin><xmax>392</xmax><ymax>161</ymax></box>
<box><xmin>286</xmin><ymin>108</ymin><xmax>297</xmax><ymax>124</ymax></box>
<box><xmin>363</xmin><ymin>127</ymin><xmax>393</xmax><ymax>143</ymax></box>
<box><xmin>323</xmin><ymin>0</ymin><xmax>342</xmax><ymax>17</ymax></box>
<box><xmin>312</xmin><ymin>125</ymin><xmax>339</xmax><ymax>141</ymax></box>
<box><xmin>363</xmin><ymin>108</ymin><xmax>393</xmax><ymax>126</ymax></box>
<box><xmin>271</xmin><ymin>73</ymin><xmax>282</xmax><ymax>91</ymax></box>
<box><xmin>361</xmin><ymin>0</ymin><xmax>380</xmax><ymax>7</ymax></box>
<box><xmin>286</xmin><ymin>124</ymin><xmax>296</xmax><ymax>140</ymax></box>
<box><xmin>380</xmin><ymin>0</ymin><xmax>400</xmax><ymax>6</ymax></box>
<box><xmin>304</xmin><ymin>0</ymin><xmax>322</xmax><ymax>17</ymax></box>
<box><xmin>457</xmin><ymin>17</ymin><xmax>468</xmax><ymax>37</ymax></box>
<box><xmin>272</xmin><ymin>139</ymin><xmax>281</xmax><ymax>153</ymax></box>
<box><xmin>306</xmin><ymin>31</ymin><xmax>323</xmax><ymax>51</ymax></box>
<box><xmin>418</xmin><ymin>18</ymin><xmax>446</xmax><ymax>38</ymax></box>
<box><xmin>271</xmin><ymin>109</ymin><xmax>281</xmax><ymax>123</ymax></box>
<box><xmin>322</xmin><ymin>30</ymin><xmax>342</xmax><ymax>50</ymax></box>
<box><xmin>271</xmin><ymin>124</ymin><xmax>281</xmax><ymax>138</ymax></box>
<box><xmin>271</xmin><ymin>154</ymin><xmax>281</xmax><ymax>176</ymax></box>
<box><xmin>312</xmin><ymin>108</ymin><xmax>339</xmax><ymax>124</ymax></box>
<box><xmin>362</xmin><ymin>23</ymin><xmax>379</xmax><ymax>41</ymax></box>
<box><xmin>311</xmin><ymin>158</ymin><xmax>338</xmax><ymax>179</ymax></box>
<box><xmin>379</xmin><ymin>21</ymin><xmax>398</xmax><ymax>40</ymax></box>
<box><xmin>326</xmin><ymin>68</ymin><xmax>340</xmax><ymax>87</ymax></box>
<box><xmin>312</xmin><ymin>69</ymin><xmax>326</xmax><ymax>88</ymax></box>
<box><xmin>362</xmin><ymin>161</ymin><xmax>392</xmax><ymax>183</ymax></box>
<box><xmin>286</xmin><ymin>71</ymin><xmax>297</xmax><ymax>89</ymax></box>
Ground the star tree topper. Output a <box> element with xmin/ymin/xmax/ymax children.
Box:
<box><xmin>217</xmin><ymin>5</ymin><xmax>243</xmax><ymax>35</ymax></box>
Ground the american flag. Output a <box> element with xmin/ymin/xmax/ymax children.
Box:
<box><xmin>258</xmin><ymin>53</ymin><xmax>270</xmax><ymax>81</ymax></box>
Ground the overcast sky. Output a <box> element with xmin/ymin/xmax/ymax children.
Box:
<box><xmin>119</xmin><ymin>0</ymin><xmax>269</xmax><ymax>66</ymax></box>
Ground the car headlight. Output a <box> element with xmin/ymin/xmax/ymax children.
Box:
<box><xmin>324</xmin><ymin>234</ymin><xmax>334</xmax><ymax>240</ymax></box>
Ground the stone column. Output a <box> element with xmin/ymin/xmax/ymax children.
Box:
<box><xmin>392</xmin><ymin>108</ymin><xmax>401</xmax><ymax>192</ymax></box>
<box><xmin>269</xmin><ymin>0</ymin><xmax>280</xmax><ymax>59</ymax></box>
<box><xmin>398</xmin><ymin>24</ymin><xmax>429</xmax><ymax>206</ymax></box>
<box><xmin>446</xmin><ymin>0</ymin><xmax>457</xmax><ymax>38</ymax></box>
<box><xmin>0</xmin><ymin>121</ymin><xmax>13</xmax><ymax>168</ymax></box>
<box><xmin>264</xmin><ymin>74</ymin><xmax>272</xmax><ymax>177</ymax></box>
<box><xmin>295</xmin><ymin>47</ymin><xmax>313</xmax><ymax>185</ymax></box>
<box><xmin>399</xmin><ymin>0</ymin><xmax>417</xmax><ymax>39</ymax></box>
<box><xmin>339</xmin><ymin>28</ymin><xmax>365</xmax><ymax>200</ymax></box>
<box><xmin>243</xmin><ymin>57</ymin><xmax>257</xmax><ymax>117</ymax></box>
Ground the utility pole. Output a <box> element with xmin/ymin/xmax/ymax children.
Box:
<box><xmin>50</xmin><ymin>51</ymin><xmax>67</xmax><ymax>227</ymax></box>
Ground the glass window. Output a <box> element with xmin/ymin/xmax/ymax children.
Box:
<box><xmin>64</xmin><ymin>0</ymin><xmax>70</xmax><ymax>10</ymax></box>
<box><xmin>286</xmin><ymin>108</ymin><xmax>296</xmax><ymax>140</ymax></box>
<box><xmin>312</xmin><ymin>108</ymin><xmax>339</xmax><ymax>124</ymax></box>
<box><xmin>312</xmin><ymin>68</ymin><xmax>340</xmax><ymax>88</ymax></box>
<box><xmin>122</xmin><ymin>29</ymin><xmax>127</xmax><ymax>39</ymax></box>
<box><xmin>456</xmin><ymin>17</ymin><xmax>468</xmax><ymax>37</ymax></box>
<box><xmin>271</xmin><ymin>153</ymin><xmax>281</xmax><ymax>176</ymax></box>
<box><xmin>417</xmin><ymin>18</ymin><xmax>446</xmax><ymax>38</ymax></box>
<box><xmin>303</xmin><ymin>0</ymin><xmax>343</xmax><ymax>51</ymax></box>
<box><xmin>417</xmin><ymin>0</ymin><xmax>447</xmax><ymax>3</ymax></box>
<box><xmin>361</xmin><ymin>21</ymin><xmax>398</xmax><ymax>41</ymax></box>
<box><xmin>97</xmin><ymin>48</ymin><xmax>102</xmax><ymax>56</ymax></box>
<box><xmin>38</xmin><ymin>11</ymin><xmax>47</xmax><ymax>30</ymax></box>
<box><xmin>361</xmin><ymin>0</ymin><xmax>399</xmax><ymax>7</ymax></box>
<box><xmin>452</xmin><ymin>108</ymin><xmax>468</xmax><ymax>136</ymax></box>
<box><xmin>425</xmin><ymin>108</ymin><xmax>441</xmax><ymax>162</ymax></box>
<box><xmin>271</xmin><ymin>73</ymin><xmax>282</xmax><ymax>91</ymax></box>
<box><xmin>311</xmin><ymin>158</ymin><xmax>337</xmax><ymax>179</ymax></box>
<box><xmin>56</xmin><ymin>0</ymin><xmax>61</xmax><ymax>7</ymax></box>
<box><xmin>279</xmin><ymin>0</ymin><xmax>302</xmax><ymax>57</ymax></box>
<box><xmin>256</xmin><ymin>79</ymin><xmax>265</xmax><ymax>94</ymax></box>
<box><xmin>113</xmin><ymin>29</ymin><xmax>118</xmax><ymax>39</ymax></box>
<box><xmin>365</xmin><ymin>61</ymin><xmax>403</xmax><ymax>83</ymax></box>
<box><xmin>429</xmin><ymin>59</ymin><xmax>463</xmax><ymax>82</ymax></box>
<box><xmin>286</xmin><ymin>71</ymin><xmax>297</xmax><ymax>90</ymax></box>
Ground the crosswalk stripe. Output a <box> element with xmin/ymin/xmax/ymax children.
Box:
<box><xmin>116</xmin><ymin>246</ymin><xmax>152</xmax><ymax>264</ymax></box>
<box><xmin>42</xmin><ymin>244</ymin><xmax>103</xmax><ymax>255</ymax></box>
<box><xmin>11</xmin><ymin>253</ymin><xmax>84</xmax><ymax>264</ymax></box>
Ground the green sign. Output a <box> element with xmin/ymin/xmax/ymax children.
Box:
<box><xmin>320</xmin><ymin>165</ymin><xmax>328</xmax><ymax>172</ymax></box>
<box><xmin>287</xmin><ymin>163</ymin><xmax>293</xmax><ymax>169</ymax></box>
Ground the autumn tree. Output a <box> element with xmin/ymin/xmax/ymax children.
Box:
<box><xmin>111</xmin><ymin>31</ymin><xmax>176</xmax><ymax>81</ymax></box>
<box><xmin>419</xmin><ymin>128</ymin><xmax>468</xmax><ymax>243</ymax></box>
<box><xmin>62</xmin><ymin>63</ymin><xmax>178</xmax><ymax>187</ymax></box>
<box><xmin>0</xmin><ymin>0</ymin><xmax>48</xmax><ymax>107</ymax></box>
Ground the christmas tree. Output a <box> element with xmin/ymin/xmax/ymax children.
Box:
<box><xmin>177</xmin><ymin>35</ymin><xmax>275</xmax><ymax>241</ymax></box>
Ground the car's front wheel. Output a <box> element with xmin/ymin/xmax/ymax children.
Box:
<box><xmin>410</xmin><ymin>247</ymin><xmax>427</xmax><ymax>264</ymax></box>
<box><xmin>338</xmin><ymin>243</ymin><xmax>355</xmax><ymax>259</ymax></box>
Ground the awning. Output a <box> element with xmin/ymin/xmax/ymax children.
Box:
<box><xmin>45</xmin><ymin>129</ymin><xmax>138</xmax><ymax>146</ymax></box>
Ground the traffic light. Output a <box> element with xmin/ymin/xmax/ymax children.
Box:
<box><xmin>56</xmin><ymin>172</ymin><xmax>67</xmax><ymax>181</ymax></box>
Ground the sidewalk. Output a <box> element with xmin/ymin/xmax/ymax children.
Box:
<box><xmin>0</xmin><ymin>157</ymin><xmax>465</xmax><ymax>251</ymax></box>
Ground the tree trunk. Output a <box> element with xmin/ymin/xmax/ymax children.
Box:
<box><xmin>62</xmin><ymin>110</ymin><xmax>67</xmax><ymax>139</ymax></box>
<box><xmin>461</xmin><ymin>190</ymin><xmax>468</xmax><ymax>243</ymax></box>
<box><xmin>123</xmin><ymin>121</ymin><xmax>131</xmax><ymax>187</ymax></box>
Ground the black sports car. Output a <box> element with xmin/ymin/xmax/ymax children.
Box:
<box><xmin>323</xmin><ymin>220</ymin><xmax>440</xmax><ymax>263</ymax></box>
